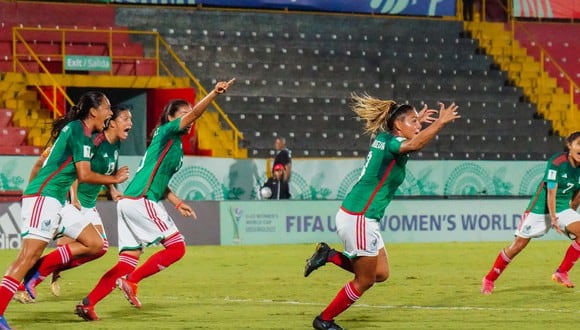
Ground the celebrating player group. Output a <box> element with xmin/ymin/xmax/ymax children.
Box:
<box><xmin>0</xmin><ymin>76</ymin><xmax>578</xmax><ymax>330</ymax></box>
<box><xmin>0</xmin><ymin>79</ymin><xmax>234</xmax><ymax>330</ymax></box>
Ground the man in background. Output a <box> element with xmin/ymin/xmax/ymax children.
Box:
<box><xmin>273</xmin><ymin>137</ymin><xmax>291</xmax><ymax>182</ymax></box>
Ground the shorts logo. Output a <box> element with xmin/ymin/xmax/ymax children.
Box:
<box><xmin>41</xmin><ymin>219</ymin><xmax>52</xmax><ymax>232</ymax></box>
<box><xmin>522</xmin><ymin>225</ymin><xmax>532</xmax><ymax>234</ymax></box>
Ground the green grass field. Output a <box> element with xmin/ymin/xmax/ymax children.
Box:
<box><xmin>1</xmin><ymin>241</ymin><xmax>578</xmax><ymax>329</ymax></box>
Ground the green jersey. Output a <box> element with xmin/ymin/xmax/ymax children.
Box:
<box><xmin>123</xmin><ymin>118</ymin><xmax>184</xmax><ymax>202</ymax></box>
<box><xmin>527</xmin><ymin>152</ymin><xmax>580</xmax><ymax>214</ymax></box>
<box><xmin>77</xmin><ymin>132</ymin><xmax>120</xmax><ymax>208</ymax></box>
<box><xmin>24</xmin><ymin>120</ymin><xmax>94</xmax><ymax>204</ymax></box>
<box><xmin>342</xmin><ymin>132</ymin><xmax>408</xmax><ymax>220</ymax></box>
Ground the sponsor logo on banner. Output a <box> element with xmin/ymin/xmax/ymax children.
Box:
<box><xmin>0</xmin><ymin>203</ymin><xmax>22</xmax><ymax>249</ymax></box>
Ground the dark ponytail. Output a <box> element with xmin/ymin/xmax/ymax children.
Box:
<box><xmin>150</xmin><ymin>99</ymin><xmax>190</xmax><ymax>137</ymax></box>
<box><xmin>50</xmin><ymin>91</ymin><xmax>106</xmax><ymax>142</ymax></box>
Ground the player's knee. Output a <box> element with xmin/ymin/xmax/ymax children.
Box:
<box><xmin>85</xmin><ymin>238</ymin><xmax>105</xmax><ymax>255</ymax></box>
<box><xmin>375</xmin><ymin>270</ymin><xmax>389</xmax><ymax>283</ymax></box>
<box><xmin>96</xmin><ymin>238</ymin><xmax>109</xmax><ymax>257</ymax></box>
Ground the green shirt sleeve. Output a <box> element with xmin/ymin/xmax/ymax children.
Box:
<box><xmin>68</xmin><ymin>122</ymin><xmax>93</xmax><ymax>163</ymax></box>
<box><xmin>387</xmin><ymin>135</ymin><xmax>405</xmax><ymax>155</ymax></box>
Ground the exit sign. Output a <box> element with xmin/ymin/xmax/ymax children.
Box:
<box><xmin>65</xmin><ymin>55</ymin><xmax>111</xmax><ymax>71</ymax></box>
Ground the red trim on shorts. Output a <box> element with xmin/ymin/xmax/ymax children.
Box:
<box><xmin>356</xmin><ymin>214</ymin><xmax>366</xmax><ymax>250</ymax></box>
<box><xmin>30</xmin><ymin>196</ymin><xmax>45</xmax><ymax>228</ymax></box>
<box><xmin>143</xmin><ymin>199</ymin><xmax>169</xmax><ymax>232</ymax></box>
<box><xmin>139</xmin><ymin>140</ymin><xmax>173</xmax><ymax>197</ymax></box>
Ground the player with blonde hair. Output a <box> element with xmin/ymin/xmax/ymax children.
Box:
<box><xmin>304</xmin><ymin>93</ymin><xmax>459</xmax><ymax>330</ymax></box>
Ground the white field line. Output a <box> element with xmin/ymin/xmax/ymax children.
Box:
<box><xmin>222</xmin><ymin>296</ymin><xmax>580</xmax><ymax>314</ymax></box>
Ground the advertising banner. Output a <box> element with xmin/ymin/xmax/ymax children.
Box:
<box><xmin>513</xmin><ymin>0</ymin><xmax>580</xmax><ymax>18</ymax></box>
<box><xmin>0</xmin><ymin>201</ymin><xmax>220</xmax><ymax>249</ymax></box>
<box><xmin>219</xmin><ymin>199</ymin><xmax>565</xmax><ymax>246</ymax></box>
<box><xmin>0</xmin><ymin>156</ymin><xmax>547</xmax><ymax>200</ymax></box>
<box><xmin>110</xmin><ymin>0</ymin><xmax>457</xmax><ymax>16</ymax></box>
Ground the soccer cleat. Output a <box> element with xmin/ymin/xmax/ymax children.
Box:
<box><xmin>75</xmin><ymin>302</ymin><xmax>100</xmax><ymax>321</ymax></box>
<box><xmin>313</xmin><ymin>315</ymin><xmax>343</xmax><ymax>330</ymax></box>
<box><xmin>480</xmin><ymin>277</ymin><xmax>494</xmax><ymax>295</ymax></box>
<box><xmin>12</xmin><ymin>290</ymin><xmax>34</xmax><ymax>304</ymax></box>
<box><xmin>304</xmin><ymin>242</ymin><xmax>331</xmax><ymax>277</ymax></box>
<box><xmin>116</xmin><ymin>276</ymin><xmax>142</xmax><ymax>308</ymax></box>
<box><xmin>23</xmin><ymin>271</ymin><xmax>40</xmax><ymax>300</ymax></box>
<box><xmin>552</xmin><ymin>271</ymin><xmax>575</xmax><ymax>288</ymax></box>
<box><xmin>0</xmin><ymin>316</ymin><xmax>11</xmax><ymax>330</ymax></box>
<box><xmin>50</xmin><ymin>271</ymin><xmax>61</xmax><ymax>297</ymax></box>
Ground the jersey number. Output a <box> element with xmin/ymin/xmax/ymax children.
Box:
<box><xmin>562</xmin><ymin>183</ymin><xmax>574</xmax><ymax>194</ymax></box>
<box><xmin>358</xmin><ymin>151</ymin><xmax>373</xmax><ymax>181</ymax></box>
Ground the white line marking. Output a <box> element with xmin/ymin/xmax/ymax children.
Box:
<box><xmin>223</xmin><ymin>297</ymin><xmax>580</xmax><ymax>314</ymax></box>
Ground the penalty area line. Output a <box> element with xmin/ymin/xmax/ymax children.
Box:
<box><xmin>223</xmin><ymin>297</ymin><xmax>579</xmax><ymax>314</ymax></box>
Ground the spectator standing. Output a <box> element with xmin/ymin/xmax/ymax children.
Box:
<box><xmin>273</xmin><ymin>137</ymin><xmax>292</xmax><ymax>182</ymax></box>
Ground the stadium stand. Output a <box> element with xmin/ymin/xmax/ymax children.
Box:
<box><xmin>116</xmin><ymin>7</ymin><xmax>565</xmax><ymax>160</ymax></box>
<box><xmin>513</xmin><ymin>22</ymin><xmax>580</xmax><ymax>100</ymax></box>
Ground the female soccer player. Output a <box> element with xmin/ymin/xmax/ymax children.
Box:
<box><xmin>0</xmin><ymin>91</ymin><xmax>129</xmax><ymax>329</ymax></box>
<box><xmin>481</xmin><ymin>131</ymin><xmax>580</xmax><ymax>294</ymax></box>
<box><xmin>17</xmin><ymin>105</ymin><xmax>133</xmax><ymax>301</ymax></box>
<box><xmin>303</xmin><ymin>94</ymin><xmax>460</xmax><ymax>330</ymax></box>
<box><xmin>75</xmin><ymin>78</ymin><xmax>234</xmax><ymax>321</ymax></box>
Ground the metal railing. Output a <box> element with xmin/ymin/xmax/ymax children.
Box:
<box><xmin>10</xmin><ymin>26</ymin><xmax>243</xmax><ymax>154</ymax></box>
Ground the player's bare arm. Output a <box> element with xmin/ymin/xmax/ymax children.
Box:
<box><xmin>76</xmin><ymin>161</ymin><xmax>129</xmax><ymax>185</ymax></box>
<box><xmin>70</xmin><ymin>180</ymin><xmax>81</xmax><ymax>210</ymax></box>
<box><xmin>571</xmin><ymin>190</ymin><xmax>580</xmax><ymax>211</ymax></box>
<box><xmin>108</xmin><ymin>184</ymin><xmax>122</xmax><ymax>201</ymax></box>
<box><xmin>547</xmin><ymin>186</ymin><xmax>562</xmax><ymax>234</ymax></box>
<box><xmin>399</xmin><ymin>102</ymin><xmax>460</xmax><ymax>154</ymax></box>
<box><xmin>28</xmin><ymin>148</ymin><xmax>50</xmax><ymax>182</ymax></box>
<box><xmin>179</xmin><ymin>78</ymin><xmax>235</xmax><ymax>131</ymax></box>
<box><xmin>166</xmin><ymin>189</ymin><xmax>196</xmax><ymax>220</ymax></box>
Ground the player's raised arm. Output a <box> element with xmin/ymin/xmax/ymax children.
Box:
<box><xmin>179</xmin><ymin>78</ymin><xmax>235</xmax><ymax>131</ymax></box>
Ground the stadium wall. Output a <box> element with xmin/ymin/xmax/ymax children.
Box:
<box><xmin>0</xmin><ymin>198</ymin><xmax>568</xmax><ymax>249</ymax></box>
<box><xmin>0</xmin><ymin>156</ymin><xmax>548</xmax><ymax>200</ymax></box>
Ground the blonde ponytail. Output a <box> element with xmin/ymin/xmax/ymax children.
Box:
<box><xmin>351</xmin><ymin>93</ymin><xmax>396</xmax><ymax>136</ymax></box>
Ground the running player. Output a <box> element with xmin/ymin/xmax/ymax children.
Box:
<box><xmin>303</xmin><ymin>94</ymin><xmax>459</xmax><ymax>330</ymax></box>
<box><xmin>0</xmin><ymin>91</ymin><xmax>129</xmax><ymax>330</ymax></box>
<box><xmin>16</xmin><ymin>105</ymin><xmax>133</xmax><ymax>301</ymax></box>
<box><xmin>75</xmin><ymin>79</ymin><xmax>234</xmax><ymax>321</ymax></box>
<box><xmin>481</xmin><ymin>131</ymin><xmax>580</xmax><ymax>294</ymax></box>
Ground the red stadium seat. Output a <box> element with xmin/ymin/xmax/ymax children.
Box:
<box><xmin>0</xmin><ymin>127</ymin><xmax>27</xmax><ymax>146</ymax></box>
<box><xmin>0</xmin><ymin>109</ymin><xmax>13</xmax><ymax>127</ymax></box>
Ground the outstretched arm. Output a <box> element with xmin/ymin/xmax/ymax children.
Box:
<box><xmin>399</xmin><ymin>102</ymin><xmax>460</xmax><ymax>154</ymax></box>
<box><xmin>76</xmin><ymin>162</ymin><xmax>129</xmax><ymax>185</ymax></box>
<box><xmin>178</xmin><ymin>78</ymin><xmax>235</xmax><ymax>131</ymax></box>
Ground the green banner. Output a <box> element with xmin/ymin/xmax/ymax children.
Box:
<box><xmin>219</xmin><ymin>200</ymin><xmax>565</xmax><ymax>245</ymax></box>
<box><xmin>65</xmin><ymin>55</ymin><xmax>111</xmax><ymax>71</ymax></box>
<box><xmin>0</xmin><ymin>156</ymin><xmax>547</xmax><ymax>200</ymax></box>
